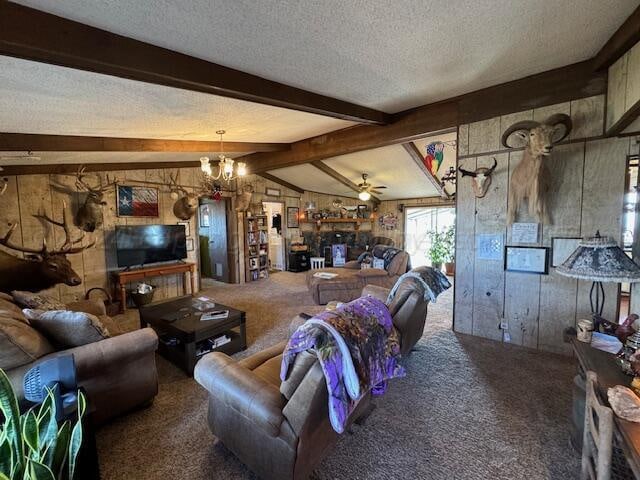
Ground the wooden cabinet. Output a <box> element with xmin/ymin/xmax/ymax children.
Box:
<box><xmin>244</xmin><ymin>214</ymin><xmax>269</xmax><ymax>282</ymax></box>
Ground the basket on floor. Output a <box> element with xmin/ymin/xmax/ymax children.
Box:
<box><xmin>129</xmin><ymin>287</ymin><xmax>156</xmax><ymax>308</ymax></box>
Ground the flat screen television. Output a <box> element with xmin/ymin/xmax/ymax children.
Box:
<box><xmin>115</xmin><ymin>224</ymin><xmax>187</xmax><ymax>268</ymax></box>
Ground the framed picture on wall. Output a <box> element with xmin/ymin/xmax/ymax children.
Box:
<box><xmin>504</xmin><ymin>246</ymin><xmax>549</xmax><ymax>274</ymax></box>
<box><xmin>178</xmin><ymin>221</ymin><xmax>190</xmax><ymax>237</ymax></box>
<box><xmin>186</xmin><ymin>238</ymin><xmax>194</xmax><ymax>251</ymax></box>
<box><xmin>551</xmin><ymin>237</ymin><xmax>581</xmax><ymax>268</ymax></box>
<box><xmin>116</xmin><ymin>185</ymin><xmax>159</xmax><ymax>217</ymax></box>
<box><xmin>199</xmin><ymin>204</ymin><xmax>210</xmax><ymax>228</ymax></box>
<box><xmin>287</xmin><ymin>207</ymin><xmax>300</xmax><ymax>228</ymax></box>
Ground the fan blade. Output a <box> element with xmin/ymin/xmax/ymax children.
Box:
<box><xmin>372</xmin><ymin>186</ymin><xmax>387</xmax><ymax>189</ymax></box>
<box><xmin>370</xmin><ymin>189</ymin><xmax>384</xmax><ymax>195</ymax></box>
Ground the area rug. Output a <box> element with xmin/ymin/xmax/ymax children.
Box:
<box><xmin>97</xmin><ymin>272</ymin><xmax>580</xmax><ymax>479</ymax></box>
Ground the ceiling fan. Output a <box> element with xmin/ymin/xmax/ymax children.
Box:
<box><xmin>355</xmin><ymin>173</ymin><xmax>387</xmax><ymax>201</ymax></box>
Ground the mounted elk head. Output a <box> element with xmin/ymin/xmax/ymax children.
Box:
<box><xmin>502</xmin><ymin>114</ymin><xmax>572</xmax><ymax>225</ymax></box>
<box><xmin>74</xmin><ymin>166</ymin><xmax>118</xmax><ymax>232</ymax></box>
<box><xmin>0</xmin><ymin>202</ymin><xmax>95</xmax><ymax>293</ymax></box>
<box><xmin>168</xmin><ymin>172</ymin><xmax>200</xmax><ymax>220</ymax></box>
<box><xmin>458</xmin><ymin>158</ymin><xmax>497</xmax><ymax>198</ymax></box>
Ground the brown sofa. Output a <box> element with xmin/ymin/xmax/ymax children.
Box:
<box><xmin>194</xmin><ymin>272</ymin><xmax>430</xmax><ymax>480</ymax></box>
<box><xmin>306</xmin><ymin>250</ymin><xmax>409</xmax><ymax>304</ymax></box>
<box><xmin>0</xmin><ymin>294</ymin><xmax>159</xmax><ymax>424</ymax></box>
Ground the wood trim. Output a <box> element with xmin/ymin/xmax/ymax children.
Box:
<box><xmin>401</xmin><ymin>142</ymin><xmax>449</xmax><ymax>199</ymax></box>
<box><xmin>0</xmin><ymin>133</ymin><xmax>288</xmax><ymax>153</ymax></box>
<box><xmin>257</xmin><ymin>172</ymin><xmax>304</xmax><ymax>194</ymax></box>
<box><xmin>607</xmin><ymin>99</ymin><xmax>640</xmax><ymax>136</ymax></box>
<box><xmin>242</xmin><ymin>61</ymin><xmax>605</xmax><ymax>172</ymax></box>
<box><xmin>0</xmin><ymin>2</ymin><xmax>388</xmax><ymax>125</ymax></box>
<box><xmin>592</xmin><ymin>6</ymin><xmax>640</xmax><ymax>72</ymax></box>
<box><xmin>0</xmin><ymin>161</ymin><xmax>204</xmax><ymax>176</ymax></box>
<box><xmin>310</xmin><ymin>160</ymin><xmax>380</xmax><ymax>203</ymax></box>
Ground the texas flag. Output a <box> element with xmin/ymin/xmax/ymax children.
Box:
<box><xmin>117</xmin><ymin>186</ymin><xmax>159</xmax><ymax>217</ymax></box>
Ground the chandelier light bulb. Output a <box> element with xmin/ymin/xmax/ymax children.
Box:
<box><xmin>236</xmin><ymin>162</ymin><xmax>247</xmax><ymax>176</ymax></box>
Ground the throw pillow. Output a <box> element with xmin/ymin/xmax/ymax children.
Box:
<box><xmin>11</xmin><ymin>291</ymin><xmax>67</xmax><ymax>311</ymax></box>
<box><xmin>23</xmin><ymin>309</ymin><xmax>111</xmax><ymax>347</ymax></box>
<box><xmin>0</xmin><ymin>317</ymin><xmax>54</xmax><ymax>370</ymax></box>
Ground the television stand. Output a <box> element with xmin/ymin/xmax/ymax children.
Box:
<box><xmin>113</xmin><ymin>262</ymin><xmax>197</xmax><ymax>313</ymax></box>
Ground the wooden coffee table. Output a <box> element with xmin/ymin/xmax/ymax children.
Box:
<box><xmin>139</xmin><ymin>295</ymin><xmax>246</xmax><ymax>375</ymax></box>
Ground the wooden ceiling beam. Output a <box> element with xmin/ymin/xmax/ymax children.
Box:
<box><xmin>592</xmin><ymin>5</ymin><xmax>640</xmax><ymax>72</ymax></box>
<box><xmin>310</xmin><ymin>160</ymin><xmax>380</xmax><ymax>203</ymax></box>
<box><xmin>0</xmin><ymin>133</ymin><xmax>288</xmax><ymax>153</ymax></box>
<box><xmin>0</xmin><ymin>161</ymin><xmax>203</xmax><ymax>176</ymax></box>
<box><xmin>401</xmin><ymin>142</ymin><xmax>449</xmax><ymax>199</ymax></box>
<box><xmin>0</xmin><ymin>1</ymin><xmax>389</xmax><ymax>125</ymax></box>
<box><xmin>258</xmin><ymin>172</ymin><xmax>304</xmax><ymax>194</ymax></box>
<box><xmin>242</xmin><ymin>60</ymin><xmax>605</xmax><ymax>173</ymax></box>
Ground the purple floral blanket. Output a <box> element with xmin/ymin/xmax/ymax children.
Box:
<box><xmin>280</xmin><ymin>296</ymin><xmax>405</xmax><ymax>433</ymax></box>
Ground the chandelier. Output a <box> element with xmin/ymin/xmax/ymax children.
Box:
<box><xmin>200</xmin><ymin>130</ymin><xmax>247</xmax><ymax>182</ymax></box>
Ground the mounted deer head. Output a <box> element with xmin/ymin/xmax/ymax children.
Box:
<box><xmin>168</xmin><ymin>172</ymin><xmax>202</xmax><ymax>220</ymax></box>
<box><xmin>502</xmin><ymin>114</ymin><xmax>573</xmax><ymax>224</ymax></box>
<box><xmin>458</xmin><ymin>157</ymin><xmax>497</xmax><ymax>198</ymax></box>
<box><xmin>0</xmin><ymin>201</ymin><xmax>95</xmax><ymax>293</ymax></box>
<box><xmin>74</xmin><ymin>166</ymin><xmax>118</xmax><ymax>232</ymax></box>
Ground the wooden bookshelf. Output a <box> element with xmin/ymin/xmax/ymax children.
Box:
<box><xmin>244</xmin><ymin>214</ymin><xmax>269</xmax><ymax>282</ymax></box>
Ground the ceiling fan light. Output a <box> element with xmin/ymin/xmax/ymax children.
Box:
<box><xmin>358</xmin><ymin>190</ymin><xmax>371</xmax><ymax>201</ymax></box>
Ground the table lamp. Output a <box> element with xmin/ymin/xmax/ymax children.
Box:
<box><xmin>556</xmin><ymin>232</ymin><xmax>640</xmax><ymax>320</ymax></box>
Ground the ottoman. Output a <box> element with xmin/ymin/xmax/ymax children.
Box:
<box><xmin>306</xmin><ymin>268</ymin><xmax>364</xmax><ymax>305</ymax></box>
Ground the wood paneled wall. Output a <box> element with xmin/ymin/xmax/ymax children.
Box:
<box><xmin>607</xmin><ymin>39</ymin><xmax>640</xmax><ymax>132</ymax></box>
<box><xmin>0</xmin><ymin>167</ymin><xmax>201</xmax><ymax>303</ymax></box>
<box><xmin>455</xmin><ymin>94</ymin><xmax>635</xmax><ymax>355</ymax></box>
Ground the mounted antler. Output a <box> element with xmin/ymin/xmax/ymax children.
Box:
<box><xmin>458</xmin><ymin>157</ymin><xmax>498</xmax><ymax>198</ymax></box>
<box><xmin>33</xmin><ymin>201</ymin><xmax>96</xmax><ymax>254</ymax></box>
<box><xmin>75</xmin><ymin>166</ymin><xmax>118</xmax><ymax>194</ymax></box>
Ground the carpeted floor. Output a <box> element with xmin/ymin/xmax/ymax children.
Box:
<box><xmin>97</xmin><ymin>272</ymin><xmax>580</xmax><ymax>479</ymax></box>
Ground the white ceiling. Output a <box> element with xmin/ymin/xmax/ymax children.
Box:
<box><xmin>322</xmin><ymin>144</ymin><xmax>440</xmax><ymax>200</ymax></box>
<box><xmin>14</xmin><ymin>0</ymin><xmax>637</xmax><ymax>113</ymax></box>
<box><xmin>0</xmin><ymin>56</ymin><xmax>355</xmax><ymax>142</ymax></box>
<box><xmin>268</xmin><ymin>164</ymin><xmax>359</xmax><ymax>199</ymax></box>
<box><xmin>268</xmin><ymin>131</ymin><xmax>457</xmax><ymax>200</ymax></box>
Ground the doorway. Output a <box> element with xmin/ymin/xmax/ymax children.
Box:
<box><xmin>404</xmin><ymin>206</ymin><xmax>455</xmax><ymax>268</ymax></box>
<box><xmin>198</xmin><ymin>197</ymin><xmax>232</xmax><ymax>282</ymax></box>
<box><xmin>262</xmin><ymin>201</ymin><xmax>286</xmax><ymax>271</ymax></box>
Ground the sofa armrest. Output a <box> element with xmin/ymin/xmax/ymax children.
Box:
<box><xmin>67</xmin><ymin>327</ymin><xmax>158</xmax><ymax>376</ymax></box>
<box><xmin>66</xmin><ymin>299</ymin><xmax>106</xmax><ymax>317</ymax></box>
<box><xmin>362</xmin><ymin>284</ymin><xmax>390</xmax><ymax>302</ymax></box>
<box><xmin>194</xmin><ymin>352</ymin><xmax>286</xmax><ymax>437</ymax></box>
<box><xmin>343</xmin><ymin>260</ymin><xmax>360</xmax><ymax>270</ymax></box>
<box><xmin>356</xmin><ymin>268</ymin><xmax>388</xmax><ymax>278</ymax></box>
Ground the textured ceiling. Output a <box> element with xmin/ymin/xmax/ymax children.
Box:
<box><xmin>14</xmin><ymin>0</ymin><xmax>637</xmax><ymax>112</ymax></box>
<box><xmin>322</xmin><ymin>144</ymin><xmax>440</xmax><ymax>200</ymax></box>
<box><xmin>0</xmin><ymin>56</ymin><xmax>355</xmax><ymax>142</ymax></box>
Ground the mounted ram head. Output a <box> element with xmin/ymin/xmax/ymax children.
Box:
<box><xmin>458</xmin><ymin>157</ymin><xmax>497</xmax><ymax>198</ymax></box>
<box><xmin>502</xmin><ymin>114</ymin><xmax>572</xmax><ymax>225</ymax></box>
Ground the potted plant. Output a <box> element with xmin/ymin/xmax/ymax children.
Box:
<box><xmin>0</xmin><ymin>369</ymin><xmax>86</xmax><ymax>480</ymax></box>
<box><xmin>428</xmin><ymin>226</ymin><xmax>455</xmax><ymax>274</ymax></box>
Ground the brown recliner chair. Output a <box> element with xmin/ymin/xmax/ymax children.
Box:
<box><xmin>194</xmin><ymin>271</ymin><xmax>431</xmax><ymax>480</ymax></box>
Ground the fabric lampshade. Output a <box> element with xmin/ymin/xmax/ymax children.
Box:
<box><xmin>556</xmin><ymin>234</ymin><xmax>640</xmax><ymax>283</ymax></box>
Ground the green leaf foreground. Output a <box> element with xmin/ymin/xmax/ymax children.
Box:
<box><xmin>0</xmin><ymin>368</ymin><xmax>86</xmax><ymax>480</ymax></box>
